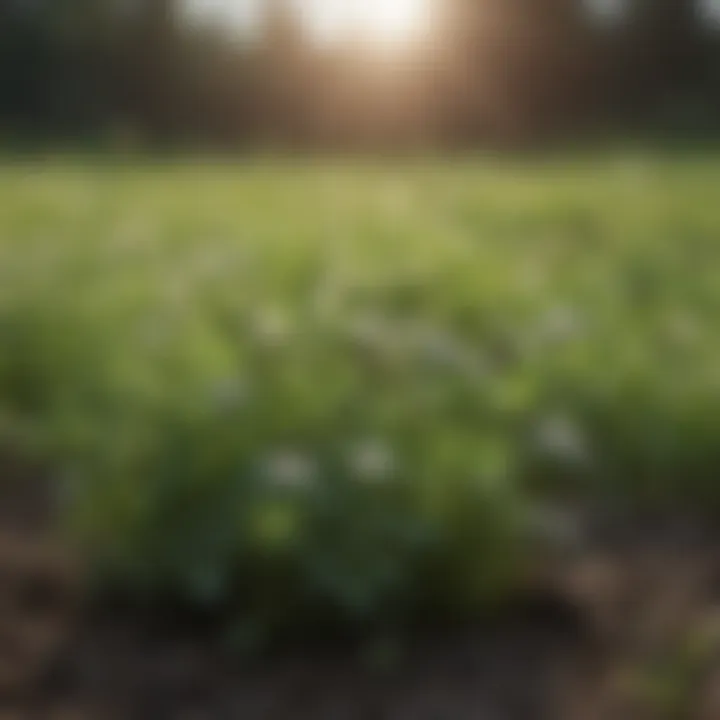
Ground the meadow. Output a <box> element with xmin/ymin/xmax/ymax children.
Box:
<box><xmin>2</xmin><ymin>151</ymin><xmax>720</xmax><ymax>639</ymax></box>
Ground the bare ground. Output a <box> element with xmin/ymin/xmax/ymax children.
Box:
<box><xmin>2</xmin><ymin>460</ymin><xmax>720</xmax><ymax>719</ymax></box>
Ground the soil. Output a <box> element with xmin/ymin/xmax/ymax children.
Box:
<box><xmin>2</xmin><ymin>459</ymin><xmax>720</xmax><ymax>719</ymax></box>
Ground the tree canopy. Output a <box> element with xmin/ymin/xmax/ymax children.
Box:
<box><xmin>1</xmin><ymin>0</ymin><xmax>718</xmax><ymax>149</ymax></box>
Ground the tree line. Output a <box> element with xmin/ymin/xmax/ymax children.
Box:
<box><xmin>1</xmin><ymin>0</ymin><xmax>719</xmax><ymax>150</ymax></box>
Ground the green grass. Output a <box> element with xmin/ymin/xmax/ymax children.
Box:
<box><xmin>1</xmin><ymin>151</ymin><xmax>720</xmax><ymax>634</ymax></box>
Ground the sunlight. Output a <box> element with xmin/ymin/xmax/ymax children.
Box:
<box><xmin>189</xmin><ymin>0</ymin><xmax>432</xmax><ymax>45</ymax></box>
<box><xmin>298</xmin><ymin>0</ymin><xmax>432</xmax><ymax>44</ymax></box>
<box><xmin>351</xmin><ymin>0</ymin><xmax>431</xmax><ymax>43</ymax></box>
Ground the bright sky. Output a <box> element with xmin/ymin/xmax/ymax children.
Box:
<box><xmin>186</xmin><ymin>0</ymin><xmax>433</xmax><ymax>43</ymax></box>
<box><xmin>188</xmin><ymin>0</ymin><xmax>720</xmax><ymax>39</ymax></box>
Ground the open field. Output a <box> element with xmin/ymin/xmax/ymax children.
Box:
<box><xmin>2</xmin><ymin>151</ymin><xmax>720</xmax><ymax>632</ymax></box>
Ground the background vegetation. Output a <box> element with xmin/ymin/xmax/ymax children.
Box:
<box><xmin>3</xmin><ymin>0</ymin><xmax>720</xmax><ymax>644</ymax></box>
<box><xmin>2</xmin><ymin>153</ymin><xmax>720</xmax><ymax>639</ymax></box>
<box><xmin>2</xmin><ymin>0</ymin><xmax>720</xmax><ymax>150</ymax></box>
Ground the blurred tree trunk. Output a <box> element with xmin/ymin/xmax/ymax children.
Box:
<box><xmin>625</xmin><ymin>0</ymin><xmax>706</xmax><ymax>111</ymax></box>
<box><xmin>256</xmin><ymin>0</ymin><xmax>310</xmax><ymax>148</ymax></box>
<box><xmin>506</xmin><ymin>0</ymin><xmax>602</xmax><ymax>140</ymax></box>
<box><xmin>124</xmin><ymin>0</ymin><xmax>182</xmax><ymax>143</ymax></box>
<box><xmin>433</xmin><ymin>0</ymin><xmax>601</xmax><ymax>147</ymax></box>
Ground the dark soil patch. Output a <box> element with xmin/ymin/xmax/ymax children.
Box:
<box><xmin>8</xmin><ymin>524</ymin><xmax>718</xmax><ymax>720</ymax></box>
<box><xmin>2</xmin><ymin>457</ymin><xmax>720</xmax><ymax>719</ymax></box>
<box><xmin>38</xmin><ymin>604</ymin><xmax>592</xmax><ymax>720</ymax></box>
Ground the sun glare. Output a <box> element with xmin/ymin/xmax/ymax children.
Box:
<box><xmin>357</xmin><ymin>0</ymin><xmax>430</xmax><ymax>42</ymax></box>
<box><xmin>190</xmin><ymin>0</ymin><xmax>432</xmax><ymax>45</ymax></box>
<box><xmin>300</xmin><ymin>0</ymin><xmax>431</xmax><ymax>44</ymax></box>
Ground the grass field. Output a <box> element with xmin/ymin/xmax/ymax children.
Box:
<box><xmin>2</xmin><ymin>151</ymin><xmax>720</xmax><ymax>635</ymax></box>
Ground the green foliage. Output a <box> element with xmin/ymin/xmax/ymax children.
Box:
<box><xmin>1</xmin><ymin>152</ymin><xmax>720</xmax><ymax>632</ymax></box>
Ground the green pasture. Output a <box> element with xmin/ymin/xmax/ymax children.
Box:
<box><xmin>1</xmin><ymin>152</ymin><xmax>719</xmax><ymax>635</ymax></box>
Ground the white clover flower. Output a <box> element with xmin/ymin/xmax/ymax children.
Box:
<box><xmin>538</xmin><ymin>304</ymin><xmax>585</xmax><ymax>343</ymax></box>
<box><xmin>261</xmin><ymin>450</ymin><xmax>317</xmax><ymax>490</ymax></box>
<box><xmin>535</xmin><ymin>413</ymin><xmax>590</xmax><ymax>464</ymax></box>
<box><xmin>252</xmin><ymin>307</ymin><xmax>291</xmax><ymax>346</ymax></box>
<box><xmin>348</xmin><ymin>439</ymin><xmax>396</xmax><ymax>482</ymax></box>
<box><xmin>209</xmin><ymin>377</ymin><xmax>249</xmax><ymax>414</ymax></box>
